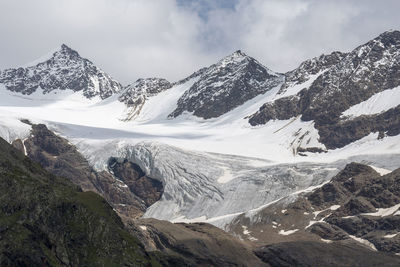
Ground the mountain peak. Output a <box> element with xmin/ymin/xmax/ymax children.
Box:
<box><xmin>61</xmin><ymin>43</ymin><xmax>71</xmax><ymax>50</ymax></box>
<box><xmin>0</xmin><ymin>44</ymin><xmax>122</xmax><ymax>99</ymax></box>
<box><xmin>60</xmin><ymin>43</ymin><xmax>77</xmax><ymax>53</ymax></box>
<box><xmin>169</xmin><ymin>49</ymin><xmax>283</xmax><ymax>119</ymax></box>
<box><xmin>232</xmin><ymin>49</ymin><xmax>246</xmax><ymax>56</ymax></box>
<box><xmin>219</xmin><ymin>50</ymin><xmax>249</xmax><ymax>65</ymax></box>
<box><xmin>53</xmin><ymin>43</ymin><xmax>81</xmax><ymax>60</ymax></box>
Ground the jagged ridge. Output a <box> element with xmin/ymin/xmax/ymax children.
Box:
<box><xmin>249</xmin><ymin>30</ymin><xmax>400</xmax><ymax>149</ymax></box>
<box><xmin>0</xmin><ymin>44</ymin><xmax>122</xmax><ymax>99</ymax></box>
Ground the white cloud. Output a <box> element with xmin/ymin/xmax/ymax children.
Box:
<box><xmin>0</xmin><ymin>0</ymin><xmax>399</xmax><ymax>83</ymax></box>
<box><xmin>0</xmin><ymin>0</ymin><xmax>214</xmax><ymax>83</ymax></box>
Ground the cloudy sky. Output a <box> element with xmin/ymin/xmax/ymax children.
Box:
<box><xmin>1</xmin><ymin>0</ymin><xmax>399</xmax><ymax>84</ymax></box>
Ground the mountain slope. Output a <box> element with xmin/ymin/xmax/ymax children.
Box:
<box><xmin>0</xmin><ymin>137</ymin><xmax>155</xmax><ymax>266</ymax></box>
<box><xmin>5</xmin><ymin>125</ymin><xmax>266</xmax><ymax>266</ymax></box>
<box><xmin>249</xmin><ymin>30</ymin><xmax>400</xmax><ymax>149</ymax></box>
<box><xmin>0</xmin><ymin>44</ymin><xmax>122</xmax><ymax>99</ymax></box>
<box><xmin>255</xmin><ymin>241</ymin><xmax>400</xmax><ymax>267</ymax></box>
<box><xmin>12</xmin><ymin>123</ymin><xmax>163</xmax><ymax>220</ymax></box>
<box><xmin>169</xmin><ymin>50</ymin><xmax>283</xmax><ymax>119</ymax></box>
<box><xmin>119</xmin><ymin>78</ymin><xmax>172</xmax><ymax>121</ymax></box>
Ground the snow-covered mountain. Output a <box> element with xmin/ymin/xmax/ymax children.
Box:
<box><xmin>0</xmin><ymin>44</ymin><xmax>122</xmax><ymax>99</ymax></box>
<box><xmin>169</xmin><ymin>50</ymin><xmax>284</xmax><ymax>119</ymax></box>
<box><xmin>0</xmin><ymin>30</ymin><xmax>399</xmax><ymax>259</ymax></box>
<box><xmin>250</xmin><ymin>30</ymin><xmax>400</xmax><ymax>149</ymax></box>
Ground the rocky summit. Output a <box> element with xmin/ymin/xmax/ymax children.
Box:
<box><xmin>169</xmin><ymin>50</ymin><xmax>284</xmax><ymax>119</ymax></box>
<box><xmin>0</xmin><ymin>44</ymin><xmax>122</xmax><ymax>99</ymax></box>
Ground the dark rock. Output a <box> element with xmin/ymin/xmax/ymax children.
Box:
<box><xmin>308</xmin><ymin>223</ymin><xmax>349</xmax><ymax>241</ymax></box>
<box><xmin>170</xmin><ymin>50</ymin><xmax>283</xmax><ymax>119</ymax></box>
<box><xmin>11</xmin><ymin>139</ymin><xmax>25</xmax><ymax>154</ymax></box>
<box><xmin>255</xmin><ymin>241</ymin><xmax>400</xmax><ymax>267</ymax></box>
<box><xmin>108</xmin><ymin>158</ymin><xmax>163</xmax><ymax>207</ymax></box>
<box><xmin>297</xmin><ymin>147</ymin><xmax>327</xmax><ymax>153</ymax></box>
<box><xmin>134</xmin><ymin>218</ymin><xmax>265</xmax><ymax>266</ymax></box>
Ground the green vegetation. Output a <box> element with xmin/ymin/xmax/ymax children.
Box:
<box><xmin>0</xmin><ymin>137</ymin><xmax>157</xmax><ymax>266</ymax></box>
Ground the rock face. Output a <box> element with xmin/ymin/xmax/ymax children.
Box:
<box><xmin>0</xmin><ymin>44</ymin><xmax>122</xmax><ymax>99</ymax></box>
<box><xmin>250</xmin><ymin>31</ymin><xmax>400</xmax><ymax>149</ymax></box>
<box><xmin>0</xmin><ymin>137</ymin><xmax>154</xmax><ymax>266</ymax></box>
<box><xmin>255</xmin><ymin>241</ymin><xmax>400</xmax><ymax>267</ymax></box>
<box><xmin>279</xmin><ymin>51</ymin><xmax>346</xmax><ymax>94</ymax></box>
<box><xmin>15</xmin><ymin>123</ymin><xmax>163</xmax><ymax>220</ymax></box>
<box><xmin>169</xmin><ymin>50</ymin><xmax>283</xmax><ymax>119</ymax></box>
<box><xmin>108</xmin><ymin>158</ymin><xmax>163</xmax><ymax>207</ymax></box>
<box><xmin>119</xmin><ymin>78</ymin><xmax>172</xmax><ymax>120</ymax></box>
<box><xmin>131</xmin><ymin>218</ymin><xmax>264</xmax><ymax>266</ymax></box>
<box><xmin>228</xmin><ymin>162</ymin><xmax>400</xmax><ymax>256</ymax></box>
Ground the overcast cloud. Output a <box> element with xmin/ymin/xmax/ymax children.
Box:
<box><xmin>0</xmin><ymin>0</ymin><xmax>399</xmax><ymax>84</ymax></box>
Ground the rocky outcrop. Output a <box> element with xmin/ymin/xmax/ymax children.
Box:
<box><xmin>279</xmin><ymin>51</ymin><xmax>346</xmax><ymax>94</ymax></box>
<box><xmin>108</xmin><ymin>158</ymin><xmax>163</xmax><ymax>207</ymax></box>
<box><xmin>317</xmin><ymin>105</ymin><xmax>400</xmax><ymax>149</ymax></box>
<box><xmin>170</xmin><ymin>50</ymin><xmax>283</xmax><ymax>119</ymax></box>
<box><xmin>0</xmin><ymin>44</ymin><xmax>122</xmax><ymax>99</ymax></box>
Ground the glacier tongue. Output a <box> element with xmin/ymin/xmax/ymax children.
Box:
<box><xmin>113</xmin><ymin>141</ymin><xmax>340</xmax><ymax>226</ymax></box>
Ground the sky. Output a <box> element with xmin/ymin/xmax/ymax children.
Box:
<box><xmin>1</xmin><ymin>0</ymin><xmax>400</xmax><ymax>84</ymax></box>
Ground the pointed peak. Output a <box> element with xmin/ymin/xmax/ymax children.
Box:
<box><xmin>219</xmin><ymin>49</ymin><xmax>250</xmax><ymax>65</ymax></box>
<box><xmin>233</xmin><ymin>49</ymin><xmax>246</xmax><ymax>56</ymax></box>
<box><xmin>61</xmin><ymin>43</ymin><xmax>71</xmax><ymax>50</ymax></box>
<box><xmin>229</xmin><ymin>49</ymin><xmax>249</xmax><ymax>58</ymax></box>
<box><xmin>57</xmin><ymin>44</ymin><xmax>80</xmax><ymax>57</ymax></box>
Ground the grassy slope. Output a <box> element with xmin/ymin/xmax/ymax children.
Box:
<box><xmin>0</xmin><ymin>137</ymin><xmax>159</xmax><ymax>266</ymax></box>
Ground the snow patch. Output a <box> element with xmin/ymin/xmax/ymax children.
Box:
<box><xmin>278</xmin><ymin>229</ymin><xmax>299</xmax><ymax>235</ymax></box>
<box><xmin>329</xmin><ymin>205</ymin><xmax>341</xmax><ymax>211</ymax></box>
<box><xmin>349</xmin><ymin>235</ymin><xmax>377</xmax><ymax>251</ymax></box>
<box><xmin>384</xmin><ymin>233</ymin><xmax>398</xmax><ymax>238</ymax></box>
<box><xmin>341</xmin><ymin>86</ymin><xmax>400</xmax><ymax>118</ymax></box>
<box><xmin>370</xmin><ymin>165</ymin><xmax>392</xmax><ymax>175</ymax></box>
<box><xmin>362</xmin><ymin>203</ymin><xmax>400</xmax><ymax>217</ymax></box>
